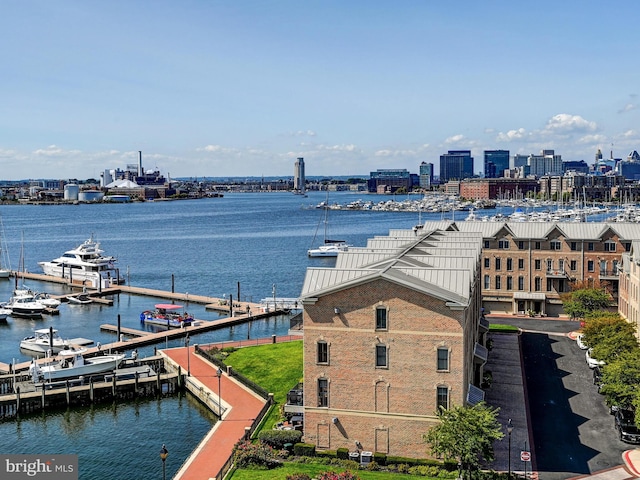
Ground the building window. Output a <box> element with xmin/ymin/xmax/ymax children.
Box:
<box><xmin>535</xmin><ymin>259</ymin><xmax>541</xmax><ymax>270</ymax></box>
<box><xmin>546</xmin><ymin>278</ymin><xmax>552</xmax><ymax>291</ymax></box>
<box><xmin>436</xmin><ymin>386</ymin><xmax>449</xmax><ymax>411</ymax></box>
<box><xmin>518</xmin><ymin>276</ymin><xmax>524</xmax><ymax>290</ymax></box>
<box><xmin>518</xmin><ymin>258</ymin><xmax>524</xmax><ymax>269</ymax></box>
<box><xmin>535</xmin><ymin>277</ymin><xmax>541</xmax><ymax>291</ymax></box>
<box><xmin>588</xmin><ymin>260</ymin><xmax>594</xmax><ymax>272</ymax></box>
<box><xmin>570</xmin><ymin>242</ymin><xmax>578</xmax><ymax>251</ymax></box>
<box><xmin>518</xmin><ymin>241</ymin><xmax>525</xmax><ymax>250</ymax></box>
<box><xmin>484</xmin><ymin>258</ymin><xmax>490</xmax><ymax>268</ymax></box>
<box><xmin>495</xmin><ymin>258</ymin><xmax>501</xmax><ymax>270</ymax></box>
<box><xmin>376</xmin><ymin>344</ymin><xmax>388</xmax><ymax>368</ymax></box>
<box><xmin>484</xmin><ymin>275</ymin><xmax>490</xmax><ymax>289</ymax></box>
<box><xmin>624</xmin><ymin>242</ymin><xmax>631</xmax><ymax>252</ymax></box>
<box><xmin>437</xmin><ymin>347</ymin><xmax>449</xmax><ymax>371</ymax></box>
<box><xmin>506</xmin><ymin>258</ymin><xmax>513</xmax><ymax>271</ymax></box>
<box><xmin>550</xmin><ymin>240</ymin><xmax>561</xmax><ymax>250</ymax></box>
<box><xmin>570</xmin><ymin>260</ymin><xmax>577</xmax><ymax>270</ymax></box>
<box><xmin>495</xmin><ymin>276</ymin><xmax>501</xmax><ymax>290</ymax></box>
<box><xmin>547</xmin><ymin>259</ymin><xmax>552</xmax><ymax>272</ymax></box>
<box><xmin>318</xmin><ymin>378</ymin><xmax>328</xmax><ymax>407</ymax></box>
<box><xmin>507</xmin><ymin>276</ymin><xmax>513</xmax><ymax>290</ymax></box>
<box><xmin>535</xmin><ymin>242</ymin><xmax>541</xmax><ymax>250</ymax></box>
<box><xmin>499</xmin><ymin>238</ymin><xmax>510</xmax><ymax>249</ymax></box>
<box><xmin>588</xmin><ymin>242</ymin><xmax>594</xmax><ymax>251</ymax></box>
<box><xmin>317</xmin><ymin>341</ymin><xmax>329</xmax><ymax>364</ymax></box>
<box><xmin>484</xmin><ymin>240</ymin><xmax>490</xmax><ymax>249</ymax></box>
<box><xmin>376</xmin><ymin>307</ymin><xmax>388</xmax><ymax>330</ymax></box>
<box><xmin>604</xmin><ymin>241</ymin><xmax>616</xmax><ymax>252</ymax></box>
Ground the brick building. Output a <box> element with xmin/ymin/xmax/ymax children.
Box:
<box><xmin>300</xmin><ymin>226</ymin><xmax>487</xmax><ymax>458</ymax></box>
<box><xmin>618</xmin><ymin>240</ymin><xmax>640</xmax><ymax>339</ymax></box>
<box><xmin>450</xmin><ymin>221</ymin><xmax>640</xmax><ymax>316</ymax></box>
<box><xmin>459</xmin><ymin>178</ymin><xmax>539</xmax><ymax>200</ymax></box>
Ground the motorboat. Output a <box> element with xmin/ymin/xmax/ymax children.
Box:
<box><xmin>68</xmin><ymin>293</ymin><xmax>92</xmax><ymax>305</ymax></box>
<box><xmin>307</xmin><ymin>239</ymin><xmax>351</xmax><ymax>257</ymax></box>
<box><xmin>38</xmin><ymin>236</ymin><xmax>124</xmax><ymax>288</ymax></box>
<box><xmin>4</xmin><ymin>294</ymin><xmax>46</xmax><ymax>318</ymax></box>
<box><xmin>0</xmin><ymin>307</ymin><xmax>11</xmax><ymax>321</ymax></box>
<box><xmin>34</xmin><ymin>292</ymin><xmax>61</xmax><ymax>308</ymax></box>
<box><xmin>140</xmin><ymin>304</ymin><xmax>193</xmax><ymax>328</ymax></box>
<box><xmin>20</xmin><ymin>328</ymin><xmax>71</xmax><ymax>354</ymax></box>
<box><xmin>29</xmin><ymin>347</ymin><xmax>125</xmax><ymax>382</ymax></box>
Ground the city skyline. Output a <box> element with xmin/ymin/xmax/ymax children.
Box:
<box><xmin>1</xmin><ymin>1</ymin><xmax>639</xmax><ymax>181</ymax></box>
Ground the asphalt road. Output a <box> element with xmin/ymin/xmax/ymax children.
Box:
<box><xmin>491</xmin><ymin>317</ymin><xmax>632</xmax><ymax>480</ymax></box>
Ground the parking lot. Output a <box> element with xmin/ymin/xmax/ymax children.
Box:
<box><xmin>488</xmin><ymin>317</ymin><xmax>633</xmax><ymax>480</ymax></box>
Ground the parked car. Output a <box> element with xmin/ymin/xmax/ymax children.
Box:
<box><xmin>614</xmin><ymin>408</ymin><xmax>640</xmax><ymax>444</ymax></box>
<box><xmin>576</xmin><ymin>334</ymin><xmax>588</xmax><ymax>350</ymax></box>
<box><xmin>586</xmin><ymin>348</ymin><xmax>605</xmax><ymax>369</ymax></box>
<box><xmin>593</xmin><ymin>366</ymin><xmax>603</xmax><ymax>393</ymax></box>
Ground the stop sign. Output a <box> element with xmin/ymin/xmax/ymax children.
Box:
<box><xmin>521</xmin><ymin>451</ymin><xmax>531</xmax><ymax>462</ymax></box>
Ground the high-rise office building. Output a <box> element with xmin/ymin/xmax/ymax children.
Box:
<box><xmin>419</xmin><ymin>162</ymin><xmax>434</xmax><ymax>189</ymax></box>
<box><xmin>294</xmin><ymin>157</ymin><xmax>305</xmax><ymax>194</ymax></box>
<box><xmin>483</xmin><ymin>150</ymin><xmax>510</xmax><ymax>178</ymax></box>
<box><xmin>439</xmin><ymin>150</ymin><xmax>474</xmax><ymax>183</ymax></box>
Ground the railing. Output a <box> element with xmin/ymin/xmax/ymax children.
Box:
<box><xmin>599</xmin><ymin>269</ymin><xmax>619</xmax><ymax>277</ymax></box>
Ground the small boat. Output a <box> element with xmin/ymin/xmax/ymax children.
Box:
<box><xmin>34</xmin><ymin>292</ymin><xmax>61</xmax><ymax>308</ymax></box>
<box><xmin>68</xmin><ymin>293</ymin><xmax>92</xmax><ymax>305</ymax></box>
<box><xmin>20</xmin><ymin>327</ymin><xmax>71</xmax><ymax>354</ymax></box>
<box><xmin>4</xmin><ymin>295</ymin><xmax>46</xmax><ymax>318</ymax></box>
<box><xmin>0</xmin><ymin>307</ymin><xmax>11</xmax><ymax>321</ymax></box>
<box><xmin>29</xmin><ymin>347</ymin><xmax>125</xmax><ymax>382</ymax></box>
<box><xmin>307</xmin><ymin>239</ymin><xmax>351</xmax><ymax>257</ymax></box>
<box><xmin>140</xmin><ymin>304</ymin><xmax>193</xmax><ymax>328</ymax></box>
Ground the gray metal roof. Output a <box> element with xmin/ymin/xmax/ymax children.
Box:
<box><xmin>301</xmin><ymin>227</ymin><xmax>482</xmax><ymax>306</ymax></box>
<box><xmin>455</xmin><ymin>221</ymin><xmax>640</xmax><ymax>240</ymax></box>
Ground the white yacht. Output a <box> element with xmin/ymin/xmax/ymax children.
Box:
<box><xmin>38</xmin><ymin>236</ymin><xmax>123</xmax><ymax>288</ymax></box>
<box><xmin>29</xmin><ymin>347</ymin><xmax>125</xmax><ymax>382</ymax></box>
<box><xmin>307</xmin><ymin>240</ymin><xmax>351</xmax><ymax>257</ymax></box>
<box><xmin>4</xmin><ymin>294</ymin><xmax>46</xmax><ymax>318</ymax></box>
<box><xmin>20</xmin><ymin>328</ymin><xmax>71</xmax><ymax>354</ymax></box>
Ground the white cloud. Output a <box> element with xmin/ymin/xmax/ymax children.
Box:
<box><xmin>544</xmin><ymin>114</ymin><xmax>597</xmax><ymax>133</ymax></box>
<box><xmin>496</xmin><ymin>128</ymin><xmax>527</xmax><ymax>142</ymax></box>
<box><xmin>444</xmin><ymin>134</ymin><xmax>465</xmax><ymax>144</ymax></box>
<box><xmin>618</xmin><ymin>103</ymin><xmax>637</xmax><ymax>114</ymax></box>
<box><xmin>578</xmin><ymin>134</ymin><xmax>607</xmax><ymax>144</ymax></box>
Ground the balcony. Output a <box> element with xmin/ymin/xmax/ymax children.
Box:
<box><xmin>546</xmin><ymin>269</ymin><xmax>570</xmax><ymax>278</ymax></box>
<box><xmin>599</xmin><ymin>269</ymin><xmax>619</xmax><ymax>280</ymax></box>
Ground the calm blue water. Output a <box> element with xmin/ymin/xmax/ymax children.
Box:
<box><xmin>0</xmin><ymin>191</ymin><xmax>423</xmax><ymax>479</ymax></box>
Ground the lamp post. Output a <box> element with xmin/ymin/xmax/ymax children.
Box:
<box><xmin>216</xmin><ymin>367</ymin><xmax>223</xmax><ymax>417</ymax></box>
<box><xmin>507</xmin><ymin>418</ymin><xmax>513</xmax><ymax>480</ymax></box>
<box><xmin>159</xmin><ymin>444</ymin><xmax>168</xmax><ymax>480</ymax></box>
<box><xmin>185</xmin><ymin>334</ymin><xmax>190</xmax><ymax>377</ymax></box>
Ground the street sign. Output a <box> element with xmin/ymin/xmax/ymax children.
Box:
<box><xmin>521</xmin><ymin>451</ymin><xmax>531</xmax><ymax>462</ymax></box>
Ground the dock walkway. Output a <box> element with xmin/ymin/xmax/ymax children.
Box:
<box><xmin>163</xmin><ymin>345</ymin><xmax>270</xmax><ymax>480</ymax></box>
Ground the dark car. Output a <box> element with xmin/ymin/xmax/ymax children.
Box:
<box><xmin>614</xmin><ymin>409</ymin><xmax>640</xmax><ymax>444</ymax></box>
<box><xmin>593</xmin><ymin>366</ymin><xmax>603</xmax><ymax>393</ymax></box>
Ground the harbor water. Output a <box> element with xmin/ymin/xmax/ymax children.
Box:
<box><xmin>0</xmin><ymin>191</ymin><xmax>423</xmax><ymax>479</ymax></box>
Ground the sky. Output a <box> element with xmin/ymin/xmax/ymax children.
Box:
<box><xmin>1</xmin><ymin>1</ymin><xmax>640</xmax><ymax>181</ymax></box>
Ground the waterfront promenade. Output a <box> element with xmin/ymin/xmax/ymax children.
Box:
<box><xmin>163</xmin><ymin>335</ymin><xmax>302</xmax><ymax>480</ymax></box>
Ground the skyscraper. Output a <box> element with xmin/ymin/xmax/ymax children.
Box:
<box><xmin>483</xmin><ymin>150</ymin><xmax>510</xmax><ymax>178</ymax></box>
<box><xmin>419</xmin><ymin>162</ymin><xmax>434</xmax><ymax>189</ymax></box>
<box><xmin>439</xmin><ymin>150</ymin><xmax>474</xmax><ymax>183</ymax></box>
<box><xmin>294</xmin><ymin>157</ymin><xmax>305</xmax><ymax>194</ymax></box>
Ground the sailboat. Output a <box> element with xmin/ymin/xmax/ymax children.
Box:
<box><xmin>307</xmin><ymin>194</ymin><xmax>351</xmax><ymax>257</ymax></box>
<box><xmin>0</xmin><ymin>215</ymin><xmax>10</xmax><ymax>279</ymax></box>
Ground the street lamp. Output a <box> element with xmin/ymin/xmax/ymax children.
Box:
<box><xmin>216</xmin><ymin>367</ymin><xmax>223</xmax><ymax>417</ymax></box>
<box><xmin>159</xmin><ymin>444</ymin><xmax>168</xmax><ymax>480</ymax></box>
<box><xmin>185</xmin><ymin>334</ymin><xmax>190</xmax><ymax>377</ymax></box>
<box><xmin>506</xmin><ymin>418</ymin><xmax>513</xmax><ymax>480</ymax></box>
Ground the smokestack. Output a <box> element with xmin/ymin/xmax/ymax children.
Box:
<box><xmin>138</xmin><ymin>151</ymin><xmax>143</xmax><ymax>176</ymax></box>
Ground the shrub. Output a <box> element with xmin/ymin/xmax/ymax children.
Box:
<box><xmin>232</xmin><ymin>440</ymin><xmax>280</xmax><ymax>469</ymax></box>
<box><xmin>373</xmin><ymin>452</ymin><xmax>386</xmax><ymax>466</ymax></box>
<box><xmin>317</xmin><ymin>471</ymin><xmax>360</xmax><ymax>480</ymax></box>
<box><xmin>258</xmin><ymin>429</ymin><xmax>303</xmax><ymax>449</ymax></box>
<box><xmin>336</xmin><ymin>447</ymin><xmax>349</xmax><ymax>460</ymax></box>
<box><xmin>293</xmin><ymin>443</ymin><xmax>316</xmax><ymax>457</ymax></box>
<box><xmin>286</xmin><ymin>475</ymin><xmax>311</xmax><ymax>480</ymax></box>
<box><xmin>365</xmin><ymin>461</ymin><xmax>380</xmax><ymax>471</ymax></box>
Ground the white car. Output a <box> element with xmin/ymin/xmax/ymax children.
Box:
<box><xmin>576</xmin><ymin>334</ymin><xmax>588</xmax><ymax>350</ymax></box>
<box><xmin>586</xmin><ymin>348</ymin><xmax>605</xmax><ymax>369</ymax></box>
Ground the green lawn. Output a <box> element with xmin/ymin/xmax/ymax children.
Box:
<box><xmin>230</xmin><ymin>464</ymin><xmax>435</xmax><ymax>480</ymax></box>
<box><xmin>225</xmin><ymin>340</ymin><xmax>303</xmax><ymax>431</ymax></box>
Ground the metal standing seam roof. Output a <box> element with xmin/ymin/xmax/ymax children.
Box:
<box><xmin>452</xmin><ymin>221</ymin><xmax>640</xmax><ymax>241</ymax></box>
<box><xmin>300</xmin><ymin>228</ymin><xmax>482</xmax><ymax>305</ymax></box>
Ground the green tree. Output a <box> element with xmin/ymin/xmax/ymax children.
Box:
<box><xmin>582</xmin><ymin>312</ymin><xmax>637</xmax><ymax>362</ymax></box>
<box><xmin>601</xmin><ymin>351</ymin><xmax>640</xmax><ymax>411</ymax></box>
<box><xmin>563</xmin><ymin>288</ymin><xmax>611</xmax><ymax>319</ymax></box>
<box><xmin>423</xmin><ymin>402</ymin><xmax>503</xmax><ymax>479</ymax></box>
